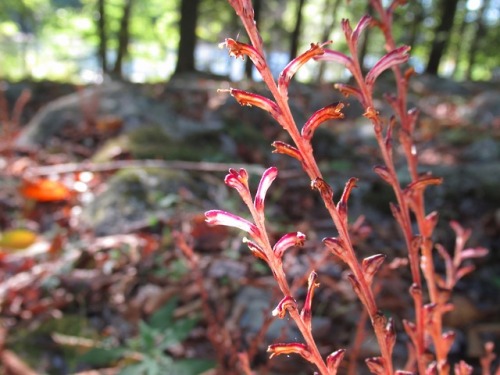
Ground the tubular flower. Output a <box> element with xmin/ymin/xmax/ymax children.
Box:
<box><xmin>301</xmin><ymin>102</ymin><xmax>345</xmax><ymax>141</ymax></box>
<box><xmin>314</xmin><ymin>49</ymin><xmax>353</xmax><ymax>70</ymax></box>
<box><xmin>272</xmin><ymin>141</ymin><xmax>304</xmax><ymax>164</ymax></box>
<box><xmin>278</xmin><ymin>42</ymin><xmax>328</xmax><ymax>98</ymax></box>
<box><xmin>351</xmin><ymin>15</ymin><xmax>373</xmax><ymax>48</ymax></box>
<box><xmin>205</xmin><ymin>210</ymin><xmax>260</xmax><ymax>238</ymax></box>
<box><xmin>225</xmin><ymin>168</ymin><xmax>252</xmax><ymax>206</ymax></box>
<box><xmin>254</xmin><ymin>167</ymin><xmax>278</xmax><ymax>215</ymax></box>
<box><xmin>267</xmin><ymin>342</ymin><xmax>312</xmax><ymax>362</ymax></box>
<box><xmin>272</xmin><ymin>231</ymin><xmax>306</xmax><ymax>258</ymax></box>
<box><xmin>243</xmin><ymin>237</ymin><xmax>268</xmax><ymax>261</ymax></box>
<box><xmin>365</xmin><ymin>46</ymin><xmax>411</xmax><ymax>87</ymax></box>
<box><xmin>272</xmin><ymin>295</ymin><xmax>297</xmax><ymax>318</ymax></box>
<box><xmin>220</xmin><ymin>38</ymin><xmax>266</xmax><ymax>70</ymax></box>
<box><xmin>224</xmin><ymin>88</ymin><xmax>281</xmax><ymax>121</ymax></box>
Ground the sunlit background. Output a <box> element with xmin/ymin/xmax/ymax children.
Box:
<box><xmin>0</xmin><ymin>0</ymin><xmax>498</xmax><ymax>83</ymax></box>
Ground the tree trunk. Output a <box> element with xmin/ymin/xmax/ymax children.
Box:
<box><xmin>97</xmin><ymin>0</ymin><xmax>108</xmax><ymax>75</ymax></box>
<box><xmin>245</xmin><ymin>0</ymin><xmax>262</xmax><ymax>79</ymax></box>
<box><xmin>112</xmin><ymin>0</ymin><xmax>134</xmax><ymax>79</ymax></box>
<box><xmin>406</xmin><ymin>3</ymin><xmax>424</xmax><ymax>51</ymax></box>
<box><xmin>450</xmin><ymin>11</ymin><xmax>470</xmax><ymax>78</ymax></box>
<box><xmin>174</xmin><ymin>0</ymin><xmax>201</xmax><ymax>75</ymax></box>
<box><xmin>316</xmin><ymin>0</ymin><xmax>341</xmax><ymax>83</ymax></box>
<box><xmin>289</xmin><ymin>0</ymin><xmax>306</xmax><ymax>60</ymax></box>
<box><xmin>425</xmin><ymin>0</ymin><xmax>460</xmax><ymax>75</ymax></box>
<box><xmin>465</xmin><ymin>0</ymin><xmax>490</xmax><ymax>80</ymax></box>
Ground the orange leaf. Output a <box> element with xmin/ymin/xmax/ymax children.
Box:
<box><xmin>20</xmin><ymin>178</ymin><xmax>71</xmax><ymax>202</ymax></box>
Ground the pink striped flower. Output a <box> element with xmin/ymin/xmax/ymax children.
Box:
<box><xmin>272</xmin><ymin>231</ymin><xmax>306</xmax><ymax>258</ymax></box>
<box><xmin>365</xmin><ymin>46</ymin><xmax>411</xmax><ymax>87</ymax></box>
<box><xmin>254</xmin><ymin>167</ymin><xmax>278</xmax><ymax>214</ymax></box>
<box><xmin>205</xmin><ymin>210</ymin><xmax>260</xmax><ymax>238</ymax></box>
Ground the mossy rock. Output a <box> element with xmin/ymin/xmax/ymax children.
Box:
<box><xmin>7</xmin><ymin>314</ymin><xmax>99</xmax><ymax>373</ymax></box>
<box><xmin>82</xmin><ymin>168</ymin><xmax>201</xmax><ymax>235</ymax></box>
<box><xmin>93</xmin><ymin>125</ymin><xmax>234</xmax><ymax>162</ymax></box>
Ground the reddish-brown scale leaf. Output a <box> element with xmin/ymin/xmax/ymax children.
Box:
<box><xmin>311</xmin><ymin>177</ymin><xmax>333</xmax><ymax>201</ymax></box>
<box><xmin>441</xmin><ymin>331</ymin><xmax>456</xmax><ymax>356</ymax></box>
<box><xmin>405</xmin><ymin>175</ymin><xmax>443</xmax><ymax>194</ymax></box>
<box><xmin>365</xmin><ymin>356</ymin><xmax>386</xmax><ymax>375</ymax></box>
<box><xmin>243</xmin><ymin>238</ymin><xmax>268</xmax><ymax>262</ymax></box>
<box><xmin>460</xmin><ymin>247</ymin><xmax>488</xmax><ymax>260</ymax></box>
<box><xmin>337</xmin><ymin>178</ymin><xmax>358</xmax><ymax>211</ymax></box>
<box><xmin>424</xmin><ymin>211</ymin><xmax>439</xmax><ymax>234</ymax></box>
<box><xmin>402</xmin><ymin>319</ymin><xmax>417</xmax><ymax>343</ymax></box>
<box><xmin>385</xmin><ymin>317</ymin><xmax>396</xmax><ymax>354</ymax></box>
<box><xmin>456</xmin><ymin>264</ymin><xmax>476</xmax><ymax>281</ymax></box>
<box><xmin>326</xmin><ymin>349</ymin><xmax>346</xmax><ymax>373</ymax></box>
<box><xmin>323</xmin><ymin>237</ymin><xmax>348</xmax><ymax>261</ymax></box>
<box><xmin>373</xmin><ymin>165</ymin><xmax>394</xmax><ymax>185</ymax></box>
<box><xmin>454</xmin><ymin>361</ymin><xmax>473</xmax><ymax>375</ymax></box>
<box><xmin>362</xmin><ymin>254</ymin><xmax>386</xmax><ymax>285</ymax></box>
<box><xmin>301</xmin><ymin>271</ymin><xmax>319</xmax><ymax>330</ymax></box>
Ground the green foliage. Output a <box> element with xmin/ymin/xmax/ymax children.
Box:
<box><xmin>80</xmin><ymin>298</ymin><xmax>214</xmax><ymax>374</ymax></box>
<box><xmin>0</xmin><ymin>0</ymin><xmax>498</xmax><ymax>81</ymax></box>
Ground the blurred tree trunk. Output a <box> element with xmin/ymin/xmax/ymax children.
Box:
<box><xmin>465</xmin><ymin>0</ymin><xmax>490</xmax><ymax>80</ymax></box>
<box><xmin>97</xmin><ymin>0</ymin><xmax>108</xmax><ymax>75</ymax></box>
<box><xmin>112</xmin><ymin>0</ymin><xmax>134</xmax><ymax>79</ymax></box>
<box><xmin>245</xmin><ymin>0</ymin><xmax>262</xmax><ymax>79</ymax></box>
<box><xmin>289</xmin><ymin>0</ymin><xmax>306</xmax><ymax>60</ymax></box>
<box><xmin>450</xmin><ymin>10</ymin><xmax>470</xmax><ymax>78</ymax></box>
<box><xmin>406</xmin><ymin>3</ymin><xmax>425</xmax><ymax>51</ymax></box>
<box><xmin>316</xmin><ymin>0</ymin><xmax>341</xmax><ymax>83</ymax></box>
<box><xmin>425</xmin><ymin>0</ymin><xmax>460</xmax><ymax>75</ymax></box>
<box><xmin>174</xmin><ymin>0</ymin><xmax>201</xmax><ymax>75</ymax></box>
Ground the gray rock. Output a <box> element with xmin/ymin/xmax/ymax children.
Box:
<box><xmin>462</xmin><ymin>138</ymin><xmax>500</xmax><ymax>162</ymax></box>
<box><xmin>459</xmin><ymin>90</ymin><xmax>500</xmax><ymax>128</ymax></box>
<box><xmin>15</xmin><ymin>81</ymin><xmax>223</xmax><ymax>147</ymax></box>
<box><xmin>233</xmin><ymin>286</ymin><xmax>331</xmax><ymax>343</ymax></box>
<box><xmin>81</xmin><ymin>168</ymin><xmax>201</xmax><ymax>235</ymax></box>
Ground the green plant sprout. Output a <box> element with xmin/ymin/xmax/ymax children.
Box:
<box><xmin>80</xmin><ymin>298</ymin><xmax>214</xmax><ymax>374</ymax></box>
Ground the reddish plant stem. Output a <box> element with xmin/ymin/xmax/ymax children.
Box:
<box><xmin>369</xmin><ymin>1</ymin><xmax>444</xmax><ymax>373</ymax></box>
<box><xmin>233</xmin><ymin>3</ymin><xmax>395</xmax><ymax>373</ymax></box>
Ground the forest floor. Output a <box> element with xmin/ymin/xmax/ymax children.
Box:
<box><xmin>0</xmin><ymin>73</ymin><xmax>499</xmax><ymax>375</ymax></box>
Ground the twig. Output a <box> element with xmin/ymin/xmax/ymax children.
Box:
<box><xmin>24</xmin><ymin>159</ymin><xmax>266</xmax><ymax>177</ymax></box>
